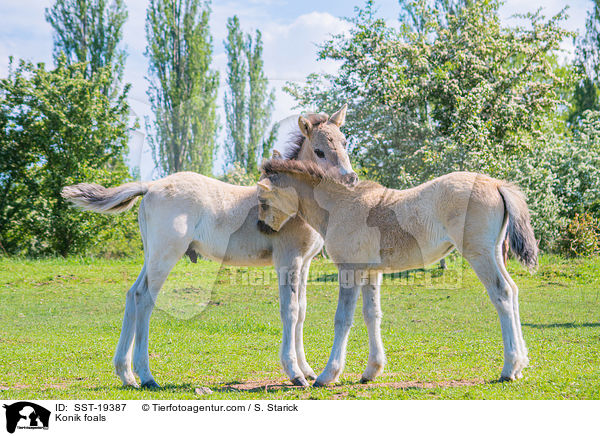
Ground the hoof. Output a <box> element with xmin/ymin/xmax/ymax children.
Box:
<box><xmin>499</xmin><ymin>375</ymin><xmax>515</xmax><ymax>382</ymax></box>
<box><xmin>359</xmin><ymin>377</ymin><xmax>371</xmax><ymax>384</ymax></box>
<box><xmin>291</xmin><ymin>377</ymin><xmax>309</xmax><ymax>387</ymax></box>
<box><xmin>312</xmin><ymin>380</ymin><xmax>327</xmax><ymax>388</ymax></box>
<box><xmin>141</xmin><ymin>380</ymin><xmax>161</xmax><ymax>390</ymax></box>
<box><xmin>122</xmin><ymin>381</ymin><xmax>140</xmax><ymax>389</ymax></box>
<box><xmin>305</xmin><ymin>372</ymin><xmax>317</xmax><ymax>381</ymax></box>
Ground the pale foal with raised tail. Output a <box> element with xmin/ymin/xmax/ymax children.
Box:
<box><xmin>62</xmin><ymin>104</ymin><xmax>357</xmax><ymax>388</ymax></box>
<box><xmin>257</xmin><ymin>159</ymin><xmax>538</xmax><ymax>386</ymax></box>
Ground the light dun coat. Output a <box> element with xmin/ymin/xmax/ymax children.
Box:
<box><xmin>257</xmin><ymin>159</ymin><xmax>538</xmax><ymax>386</ymax></box>
<box><xmin>62</xmin><ymin>105</ymin><xmax>356</xmax><ymax>388</ymax></box>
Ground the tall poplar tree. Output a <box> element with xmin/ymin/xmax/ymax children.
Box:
<box><xmin>224</xmin><ymin>15</ymin><xmax>276</xmax><ymax>175</ymax></box>
<box><xmin>224</xmin><ymin>16</ymin><xmax>247</xmax><ymax>168</ymax></box>
<box><xmin>146</xmin><ymin>0</ymin><xmax>219</xmax><ymax>176</ymax></box>
<box><xmin>246</xmin><ymin>29</ymin><xmax>275</xmax><ymax>173</ymax></box>
<box><xmin>570</xmin><ymin>0</ymin><xmax>600</xmax><ymax>126</ymax></box>
<box><xmin>45</xmin><ymin>0</ymin><xmax>128</xmax><ymax>94</ymax></box>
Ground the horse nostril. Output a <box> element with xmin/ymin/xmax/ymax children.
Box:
<box><xmin>346</xmin><ymin>172</ymin><xmax>358</xmax><ymax>186</ymax></box>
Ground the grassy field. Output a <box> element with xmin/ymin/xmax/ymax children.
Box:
<box><xmin>0</xmin><ymin>254</ymin><xmax>599</xmax><ymax>400</ymax></box>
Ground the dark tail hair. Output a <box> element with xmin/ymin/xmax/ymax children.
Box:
<box><xmin>498</xmin><ymin>184</ymin><xmax>539</xmax><ymax>271</ymax></box>
<box><xmin>61</xmin><ymin>182</ymin><xmax>149</xmax><ymax>214</ymax></box>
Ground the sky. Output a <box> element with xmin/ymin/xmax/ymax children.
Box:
<box><xmin>0</xmin><ymin>0</ymin><xmax>593</xmax><ymax>179</ymax></box>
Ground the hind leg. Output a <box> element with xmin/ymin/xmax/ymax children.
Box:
<box><xmin>133</xmin><ymin>244</ymin><xmax>187</xmax><ymax>389</ymax></box>
<box><xmin>113</xmin><ymin>265</ymin><xmax>146</xmax><ymax>387</ymax></box>
<box><xmin>497</xmin><ymin>249</ymin><xmax>528</xmax><ymax>378</ymax></box>
<box><xmin>275</xmin><ymin>256</ymin><xmax>308</xmax><ymax>386</ymax></box>
<box><xmin>467</xmin><ymin>252</ymin><xmax>528</xmax><ymax>381</ymax></box>
<box><xmin>360</xmin><ymin>272</ymin><xmax>385</xmax><ymax>383</ymax></box>
<box><xmin>295</xmin><ymin>259</ymin><xmax>317</xmax><ymax>380</ymax></box>
<box><xmin>510</xmin><ymin>294</ymin><xmax>528</xmax><ymax>379</ymax></box>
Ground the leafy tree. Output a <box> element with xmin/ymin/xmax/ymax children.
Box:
<box><xmin>569</xmin><ymin>1</ymin><xmax>600</xmax><ymax>126</ymax></box>
<box><xmin>569</xmin><ymin>75</ymin><xmax>599</xmax><ymax>127</ymax></box>
<box><xmin>45</xmin><ymin>0</ymin><xmax>128</xmax><ymax>95</ymax></box>
<box><xmin>502</xmin><ymin>110</ymin><xmax>600</xmax><ymax>249</ymax></box>
<box><xmin>287</xmin><ymin>0</ymin><xmax>571</xmax><ymax>188</ymax></box>
<box><xmin>146</xmin><ymin>0</ymin><xmax>219</xmax><ymax>176</ymax></box>
<box><xmin>224</xmin><ymin>16</ymin><xmax>247</xmax><ymax>170</ymax></box>
<box><xmin>224</xmin><ymin>15</ymin><xmax>276</xmax><ymax>175</ymax></box>
<box><xmin>220</xmin><ymin>161</ymin><xmax>258</xmax><ymax>186</ymax></box>
<box><xmin>577</xmin><ymin>0</ymin><xmax>600</xmax><ymax>82</ymax></box>
<box><xmin>0</xmin><ymin>58</ymin><xmax>137</xmax><ymax>257</ymax></box>
<box><xmin>246</xmin><ymin>27</ymin><xmax>276</xmax><ymax>173</ymax></box>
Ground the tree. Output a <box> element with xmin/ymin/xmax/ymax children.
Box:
<box><xmin>569</xmin><ymin>0</ymin><xmax>600</xmax><ymax>126</ymax></box>
<box><xmin>224</xmin><ymin>15</ymin><xmax>276</xmax><ymax>176</ymax></box>
<box><xmin>286</xmin><ymin>0</ymin><xmax>570</xmax><ymax>187</ymax></box>
<box><xmin>246</xmin><ymin>28</ymin><xmax>276</xmax><ymax>173</ymax></box>
<box><xmin>224</xmin><ymin>16</ymin><xmax>247</xmax><ymax>169</ymax></box>
<box><xmin>577</xmin><ymin>0</ymin><xmax>600</xmax><ymax>82</ymax></box>
<box><xmin>0</xmin><ymin>58</ymin><xmax>137</xmax><ymax>256</ymax></box>
<box><xmin>145</xmin><ymin>0</ymin><xmax>219</xmax><ymax>176</ymax></box>
<box><xmin>45</xmin><ymin>0</ymin><xmax>128</xmax><ymax>94</ymax></box>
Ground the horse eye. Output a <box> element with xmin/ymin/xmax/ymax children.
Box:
<box><xmin>315</xmin><ymin>149</ymin><xmax>325</xmax><ymax>158</ymax></box>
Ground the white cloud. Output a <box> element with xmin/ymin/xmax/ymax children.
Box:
<box><xmin>262</xmin><ymin>11</ymin><xmax>350</xmax><ymax>80</ymax></box>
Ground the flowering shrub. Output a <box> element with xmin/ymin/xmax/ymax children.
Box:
<box><xmin>559</xmin><ymin>213</ymin><xmax>600</xmax><ymax>258</ymax></box>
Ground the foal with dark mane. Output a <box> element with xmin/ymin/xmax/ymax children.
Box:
<box><xmin>257</xmin><ymin>159</ymin><xmax>538</xmax><ymax>386</ymax></box>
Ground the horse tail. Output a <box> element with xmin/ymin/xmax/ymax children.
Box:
<box><xmin>498</xmin><ymin>183</ymin><xmax>538</xmax><ymax>272</ymax></box>
<box><xmin>61</xmin><ymin>182</ymin><xmax>149</xmax><ymax>214</ymax></box>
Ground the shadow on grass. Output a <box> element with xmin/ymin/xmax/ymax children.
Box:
<box><xmin>312</xmin><ymin>268</ymin><xmax>446</xmax><ymax>283</ymax></box>
<box><xmin>214</xmin><ymin>377</ymin><xmax>492</xmax><ymax>393</ymax></box>
<box><xmin>87</xmin><ymin>382</ymin><xmax>197</xmax><ymax>393</ymax></box>
<box><xmin>312</xmin><ymin>273</ymin><xmax>337</xmax><ymax>283</ymax></box>
<box><xmin>155</xmin><ymin>383</ymin><xmax>197</xmax><ymax>392</ymax></box>
<box><xmin>214</xmin><ymin>380</ymin><xmax>304</xmax><ymax>394</ymax></box>
<box><xmin>337</xmin><ymin>377</ymin><xmax>492</xmax><ymax>390</ymax></box>
<box><xmin>523</xmin><ymin>322</ymin><xmax>600</xmax><ymax>329</ymax></box>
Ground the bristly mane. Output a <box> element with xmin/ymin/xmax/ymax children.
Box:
<box><xmin>261</xmin><ymin>158</ymin><xmax>381</xmax><ymax>190</ymax></box>
<box><xmin>262</xmin><ymin>158</ymin><xmax>339</xmax><ymax>184</ymax></box>
<box><xmin>283</xmin><ymin>113</ymin><xmax>329</xmax><ymax>160</ymax></box>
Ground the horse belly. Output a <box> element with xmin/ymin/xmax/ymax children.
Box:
<box><xmin>219</xmin><ymin>236</ymin><xmax>274</xmax><ymax>267</ymax></box>
<box><xmin>193</xmin><ymin>222</ymin><xmax>273</xmax><ymax>267</ymax></box>
<box><xmin>376</xmin><ymin>234</ymin><xmax>453</xmax><ymax>272</ymax></box>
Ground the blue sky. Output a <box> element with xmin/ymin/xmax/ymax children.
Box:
<box><xmin>0</xmin><ymin>0</ymin><xmax>593</xmax><ymax>178</ymax></box>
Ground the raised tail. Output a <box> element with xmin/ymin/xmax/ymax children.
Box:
<box><xmin>61</xmin><ymin>182</ymin><xmax>149</xmax><ymax>214</ymax></box>
<box><xmin>498</xmin><ymin>183</ymin><xmax>539</xmax><ymax>271</ymax></box>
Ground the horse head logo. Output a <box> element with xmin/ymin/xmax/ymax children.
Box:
<box><xmin>3</xmin><ymin>402</ymin><xmax>50</xmax><ymax>433</ymax></box>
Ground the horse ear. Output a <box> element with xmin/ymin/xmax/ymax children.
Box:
<box><xmin>257</xmin><ymin>179</ymin><xmax>272</xmax><ymax>192</ymax></box>
<box><xmin>298</xmin><ymin>115</ymin><xmax>313</xmax><ymax>137</ymax></box>
<box><xmin>272</xmin><ymin>150</ymin><xmax>282</xmax><ymax>159</ymax></box>
<box><xmin>329</xmin><ymin>103</ymin><xmax>348</xmax><ymax>127</ymax></box>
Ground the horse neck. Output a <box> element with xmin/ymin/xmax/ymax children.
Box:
<box><xmin>285</xmin><ymin>175</ymin><xmax>330</xmax><ymax>237</ymax></box>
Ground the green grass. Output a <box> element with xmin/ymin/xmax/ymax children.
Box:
<box><xmin>0</xmin><ymin>254</ymin><xmax>599</xmax><ymax>399</ymax></box>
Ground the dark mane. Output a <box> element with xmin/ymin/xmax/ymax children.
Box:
<box><xmin>283</xmin><ymin>113</ymin><xmax>329</xmax><ymax>160</ymax></box>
